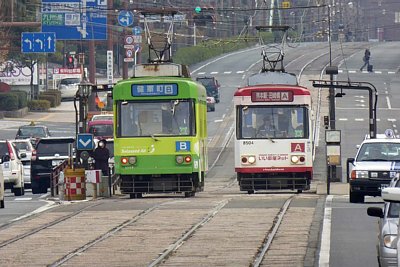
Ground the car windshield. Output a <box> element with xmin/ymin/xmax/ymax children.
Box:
<box><xmin>88</xmin><ymin>124</ymin><xmax>113</xmax><ymax>137</ymax></box>
<box><xmin>92</xmin><ymin>115</ymin><xmax>113</xmax><ymax>121</ymax></box>
<box><xmin>18</xmin><ymin>127</ymin><xmax>47</xmax><ymax>137</ymax></box>
<box><xmin>356</xmin><ymin>142</ymin><xmax>400</xmax><ymax>161</ymax></box>
<box><xmin>36</xmin><ymin>140</ymin><xmax>74</xmax><ymax>156</ymax></box>
<box><xmin>60</xmin><ymin>78</ymin><xmax>80</xmax><ymax>85</ymax></box>
<box><xmin>12</xmin><ymin>142</ymin><xmax>32</xmax><ymax>152</ymax></box>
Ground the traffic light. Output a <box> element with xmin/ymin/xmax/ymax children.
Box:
<box><xmin>66</xmin><ymin>54</ymin><xmax>74</xmax><ymax>69</ymax></box>
<box><xmin>194</xmin><ymin>6</ymin><xmax>201</xmax><ymax>13</ymax></box>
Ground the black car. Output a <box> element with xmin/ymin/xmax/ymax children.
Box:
<box><xmin>16</xmin><ymin>124</ymin><xmax>51</xmax><ymax>147</ymax></box>
<box><xmin>31</xmin><ymin>137</ymin><xmax>75</xmax><ymax>194</ymax></box>
<box><xmin>196</xmin><ymin>76</ymin><xmax>220</xmax><ymax>103</ymax></box>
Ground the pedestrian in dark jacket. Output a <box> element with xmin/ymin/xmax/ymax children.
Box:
<box><xmin>360</xmin><ymin>49</ymin><xmax>371</xmax><ymax>71</ymax></box>
<box><xmin>93</xmin><ymin>139</ymin><xmax>110</xmax><ymax>176</ymax></box>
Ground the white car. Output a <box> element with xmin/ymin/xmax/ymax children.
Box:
<box><xmin>10</xmin><ymin>139</ymin><xmax>34</xmax><ymax>188</ymax></box>
<box><xmin>0</xmin><ymin>157</ymin><xmax>4</xmax><ymax>208</ymax></box>
<box><xmin>0</xmin><ymin>140</ymin><xmax>25</xmax><ymax>196</ymax></box>
<box><xmin>379</xmin><ymin>186</ymin><xmax>400</xmax><ymax>267</ymax></box>
<box><xmin>58</xmin><ymin>77</ymin><xmax>80</xmax><ymax>100</ymax></box>
<box><xmin>347</xmin><ymin>132</ymin><xmax>400</xmax><ymax>203</ymax></box>
<box><xmin>91</xmin><ymin>114</ymin><xmax>113</xmax><ymax>121</ymax></box>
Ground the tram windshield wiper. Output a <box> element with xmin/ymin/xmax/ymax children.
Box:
<box><xmin>150</xmin><ymin>134</ymin><xmax>160</xmax><ymax>141</ymax></box>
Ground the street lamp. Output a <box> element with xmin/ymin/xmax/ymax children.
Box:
<box><xmin>78</xmin><ymin>80</ymin><xmax>93</xmax><ymax>134</ymax></box>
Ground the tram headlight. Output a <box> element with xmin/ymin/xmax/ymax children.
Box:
<box><xmin>291</xmin><ymin>155</ymin><xmax>299</xmax><ymax>163</ymax></box>
<box><xmin>128</xmin><ymin>156</ymin><xmax>137</xmax><ymax>164</ymax></box>
<box><xmin>176</xmin><ymin>155</ymin><xmax>192</xmax><ymax>164</ymax></box>
<box><xmin>241</xmin><ymin>155</ymin><xmax>256</xmax><ymax>165</ymax></box>
<box><xmin>291</xmin><ymin>155</ymin><xmax>306</xmax><ymax>165</ymax></box>
<box><xmin>121</xmin><ymin>156</ymin><xmax>137</xmax><ymax>165</ymax></box>
<box><xmin>176</xmin><ymin>156</ymin><xmax>184</xmax><ymax>164</ymax></box>
<box><xmin>248</xmin><ymin>156</ymin><xmax>256</xmax><ymax>164</ymax></box>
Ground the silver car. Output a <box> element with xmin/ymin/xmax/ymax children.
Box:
<box><xmin>368</xmin><ymin>177</ymin><xmax>400</xmax><ymax>267</ymax></box>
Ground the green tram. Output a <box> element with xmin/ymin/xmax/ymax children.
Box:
<box><xmin>112</xmin><ymin>63</ymin><xmax>208</xmax><ymax>198</ymax></box>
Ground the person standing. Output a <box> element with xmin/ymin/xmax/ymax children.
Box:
<box><xmin>360</xmin><ymin>49</ymin><xmax>371</xmax><ymax>71</ymax></box>
<box><xmin>92</xmin><ymin>139</ymin><xmax>110</xmax><ymax>176</ymax></box>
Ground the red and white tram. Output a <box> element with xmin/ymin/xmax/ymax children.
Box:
<box><xmin>234</xmin><ymin>72</ymin><xmax>314</xmax><ymax>193</ymax></box>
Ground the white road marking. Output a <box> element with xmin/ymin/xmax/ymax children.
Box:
<box><xmin>375</xmin><ymin>71</ymin><xmax>382</xmax><ymax>74</ymax></box>
<box><xmin>388</xmin><ymin>118</ymin><xmax>397</xmax><ymax>122</ymax></box>
<box><xmin>355</xmin><ymin>118</ymin><xmax>364</xmax><ymax>121</ymax></box>
<box><xmin>197</xmin><ymin>72</ymin><xmax>206</xmax><ymax>75</ymax></box>
<box><xmin>39</xmin><ymin>193</ymin><xmax>50</xmax><ymax>199</ymax></box>
<box><xmin>387</xmin><ymin>96</ymin><xmax>392</xmax><ymax>109</ymax></box>
<box><xmin>10</xmin><ymin>201</ymin><xmax>56</xmax><ymax>222</ymax></box>
<box><xmin>349</xmin><ymin>70</ymin><xmax>356</xmax><ymax>73</ymax></box>
<box><xmin>14</xmin><ymin>197</ymin><xmax>32</xmax><ymax>201</ymax></box>
<box><xmin>210</xmin><ymin>71</ymin><xmax>218</xmax><ymax>74</ymax></box>
<box><xmin>319</xmin><ymin>195</ymin><xmax>333</xmax><ymax>267</ymax></box>
<box><xmin>338</xmin><ymin>118</ymin><xmax>348</xmax><ymax>121</ymax></box>
<box><xmin>389</xmin><ymin>71</ymin><xmax>396</xmax><ymax>74</ymax></box>
<box><xmin>223</xmin><ymin>71</ymin><xmax>232</xmax><ymax>74</ymax></box>
<box><xmin>236</xmin><ymin>70</ymin><xmax>244</xmax><ymax>74</ymax></box>
<box><xmin>214</xmin><ymin>119</ymin><xmax>223</xmax><ymax>123</ymax></box>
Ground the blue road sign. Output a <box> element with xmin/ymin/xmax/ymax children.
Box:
<box><xmin>132</xmin><ymin>26</ymin><xmax>142</xmax><ymax>35</ymax></box>
<box><xmin>77</xmin><ymin>133</ymin><xmax>94</xmax><ymax>150</ymax></box>
<box><xmin>134</xmin><ymin>43</ymin><xmax>141</xmax><ymax>52</ymax></box>
<box><xmin>21</xmin><ymin>32</ymin><xmax>56</xmax><ymax>53</ymax></box>
<box><xmin>118</xmin><ymin>11</ymin><xmax>134</xmax><ymax>27</ymax></box>
<box><xmin>41</xmin><ymin>0</ymin><xmax>107</xmax><ymax>40</ymax></box>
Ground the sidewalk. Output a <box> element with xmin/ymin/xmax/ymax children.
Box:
<box><xmin>7</xmin><ymin>101</ymin><xmax>76</xmax><ymax>123</ymax></box>
<box><xmin>315</xmin><ymin>182</ymin><xmax>349</xmax><ymax>195</ymax></box>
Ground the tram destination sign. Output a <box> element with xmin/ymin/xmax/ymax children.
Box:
<box><xmin>131</xmin><ymin>84</ymin><xmax>178</xmax><ymax>96</ymax></box>
<box><xmin>251</xmin><ymin>91</ymin><xmax>293</xmax><ymax>102</ymax></box>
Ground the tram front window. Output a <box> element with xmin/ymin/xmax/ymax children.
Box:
<box><xmin>239</xmin><ymin>106</ymin><xmax>308</xmax><ymax>139</ymax></box>
<box><xmin>118</xmin><ymin>100</ymin><xmax>194</xmax><ymax>137</ymax></box>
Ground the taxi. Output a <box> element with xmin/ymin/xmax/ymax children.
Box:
<box><xmin>347</xmin><ymin>129</ymin><xmax>400</xmax><ymax>203</ymax></box>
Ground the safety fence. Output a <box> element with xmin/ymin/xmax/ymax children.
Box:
<box><xmin>50</xmin><ymin>160</ymin><xmax>69</xmax><ymax>197</ymax></box>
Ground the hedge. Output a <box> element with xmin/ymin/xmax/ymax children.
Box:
<box><xmin>38</xmin><ymin>94</ymin><xmax>57</xmax><ymax>107</ymax></box>
<box><xmin>28</xmin><ymin>100</ymin><xmax>50</xmax><ymax>111</ymax></box>
<box><xmin>10</xmin><ymin>90</ymin><xmax>28</xmax><ymax>109</ymax></box>
<box><xmin>0</xmin><ymin>93</ymin><xmax>18</xmax><ymax>111</ymax></box>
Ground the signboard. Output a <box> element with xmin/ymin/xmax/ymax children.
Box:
<box><xmin>21</xmin><ymin>32</ymin><xmax>56</xmax><ymax>53</ymax></box>
<box><xmin>118</xmin><ymin>10</ymin><xmax>134</xmax><ymax>27</ymax></box>
<box><xmin>123</xmin><ymin>58</ymin><xmax>134</xmax><ymax>62</ymax></box>
<box><xmin>41</xmin><ymin>0</ymin><xmax>107</xmax><ymax>40</ymax></box>
<box><xmin>0</xmin><ymin>62</ymin><xmax>38</xmax><ymax>85</ymax></box>
<box><xmin>251</xmin><ymin>91</ymin><xmax>293</xmax><ymax>102</ymax></box>
<box><xmin>53</xmin><ymin>68</ymin><xmax>82</xmax><ymax>74</ymax></box>
<box><xmin>282</xmin><ymin>1</ymin><xmax>291</xmax><ymax>8</ymax></box>
<box><xmin>107</xmin><ymin>50</ymin><xmax>113</xmax><ymax>85</ymax></box>
<box><xmin>77</xmin><ymin>133</ymin><xmax>94</xmax><ymax>150</ymax></box>
<box><xmin>131</xmin><ymin>84</ymin><xmax>178</xmax><ymax>96</ymax></box>
<box><xmin>132</xmin><ymin>26</ymin><xmax>142</xmax><ymax>35</ymax></box>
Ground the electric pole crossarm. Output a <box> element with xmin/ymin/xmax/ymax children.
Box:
<box><xmin>311</xmin><ymin>80</ymin><xmax>378</xmax><ymax>139</ymax></box>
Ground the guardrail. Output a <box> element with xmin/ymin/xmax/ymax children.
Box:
<box><xmin>50</xmin><ymin>160</ymin><xmax>69</xmax><ymax>197</ymax></box>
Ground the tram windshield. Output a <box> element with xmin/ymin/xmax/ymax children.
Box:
<box><xmin>238</xmin><ymin>106</ymin><xmax>308</xmax><ymax>139</ymax></box>
<box><xmin>118</xmin><ymin>100</ymin><xmax>195</xmax><ymax>137</ymax></box>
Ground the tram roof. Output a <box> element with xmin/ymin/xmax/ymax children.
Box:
<box><xmin>234</xmin><ymin>84</ymin><xmax>311</xmax><ymax>97</ymax></box>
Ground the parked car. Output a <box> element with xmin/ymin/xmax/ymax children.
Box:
<box><xmin>196</xmin><ymin>76</ymin><xmax>221</xmax><ymax>103</ymax></box>
<box><xmin>206</xmin><ymin>93</ymin><xmax>216</xmax><ymax>112</ymax></box>
<box><xmin>0</xmin><ymin>156</ymin><xmax>5</xmax><ymax>208</ymax></box>
<box><xmin>368</xmin><ymin>176</ymin><xmax>400</xmax><ymax>267</ymax></box>
<box><xmin>347</xmin><ymin>132</ymin><xmax>400</xmax><ymax>203</ymax></box>
<box><xmin>31</xmin><ymin>137</ymin><xmax>75</xmax><ymax>194</ymax></box>
<box><xmin>0</xmin><ymin>140</ymin><xmax>25</xmax><ymax>196</ymax></box>
<box><xmin>91</xmin><ymin>114</ymin><xmax>113</xmax><ymax>121</ymax></box>
<box><xmin>87</xmin><ymin>120</ymin><xmax>113</xmax><ymax>140</ymax></box>
<box><xmin>10</xmin><ymin>139</ymin><xmax>34</xmax><ymax>188</ymax></box>
<box><xmin>15</xmin><ymin>124</ymin><xmax>51</xmax><ymax>147</ymax></box>
<box><xmin>58</xmin><ymin>77</ymin><xmax>80</xmax><ymax>100</ymax></box>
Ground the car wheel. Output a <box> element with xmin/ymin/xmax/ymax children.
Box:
<box><xmin>14</xmin><ymin>187</ymin><xmax>23</xmax><ymax>196</ymax></box>
<box><xmin>31</xmin><ymin>181</ymin><xmax>41</xmax><ymax>194</ymax></box>
<box><xmin>0</xmin><ymin>199</ymin><xmax>4</xmax><ymax>208</ymax></box>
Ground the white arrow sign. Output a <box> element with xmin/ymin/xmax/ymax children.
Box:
<box><xmin>35</xmin><ymin>39</ymin><xmax>43</xmax><ymax>49</ymax></box>
<box><xmin>79</xmin><ymin>139</ymin><xmax>91</xmax><ymax>147</ymax></box>
<box><xmin>24</xmin><ymin>39</ymin><xmax>32</xmax><ymax>49</ymax></box>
